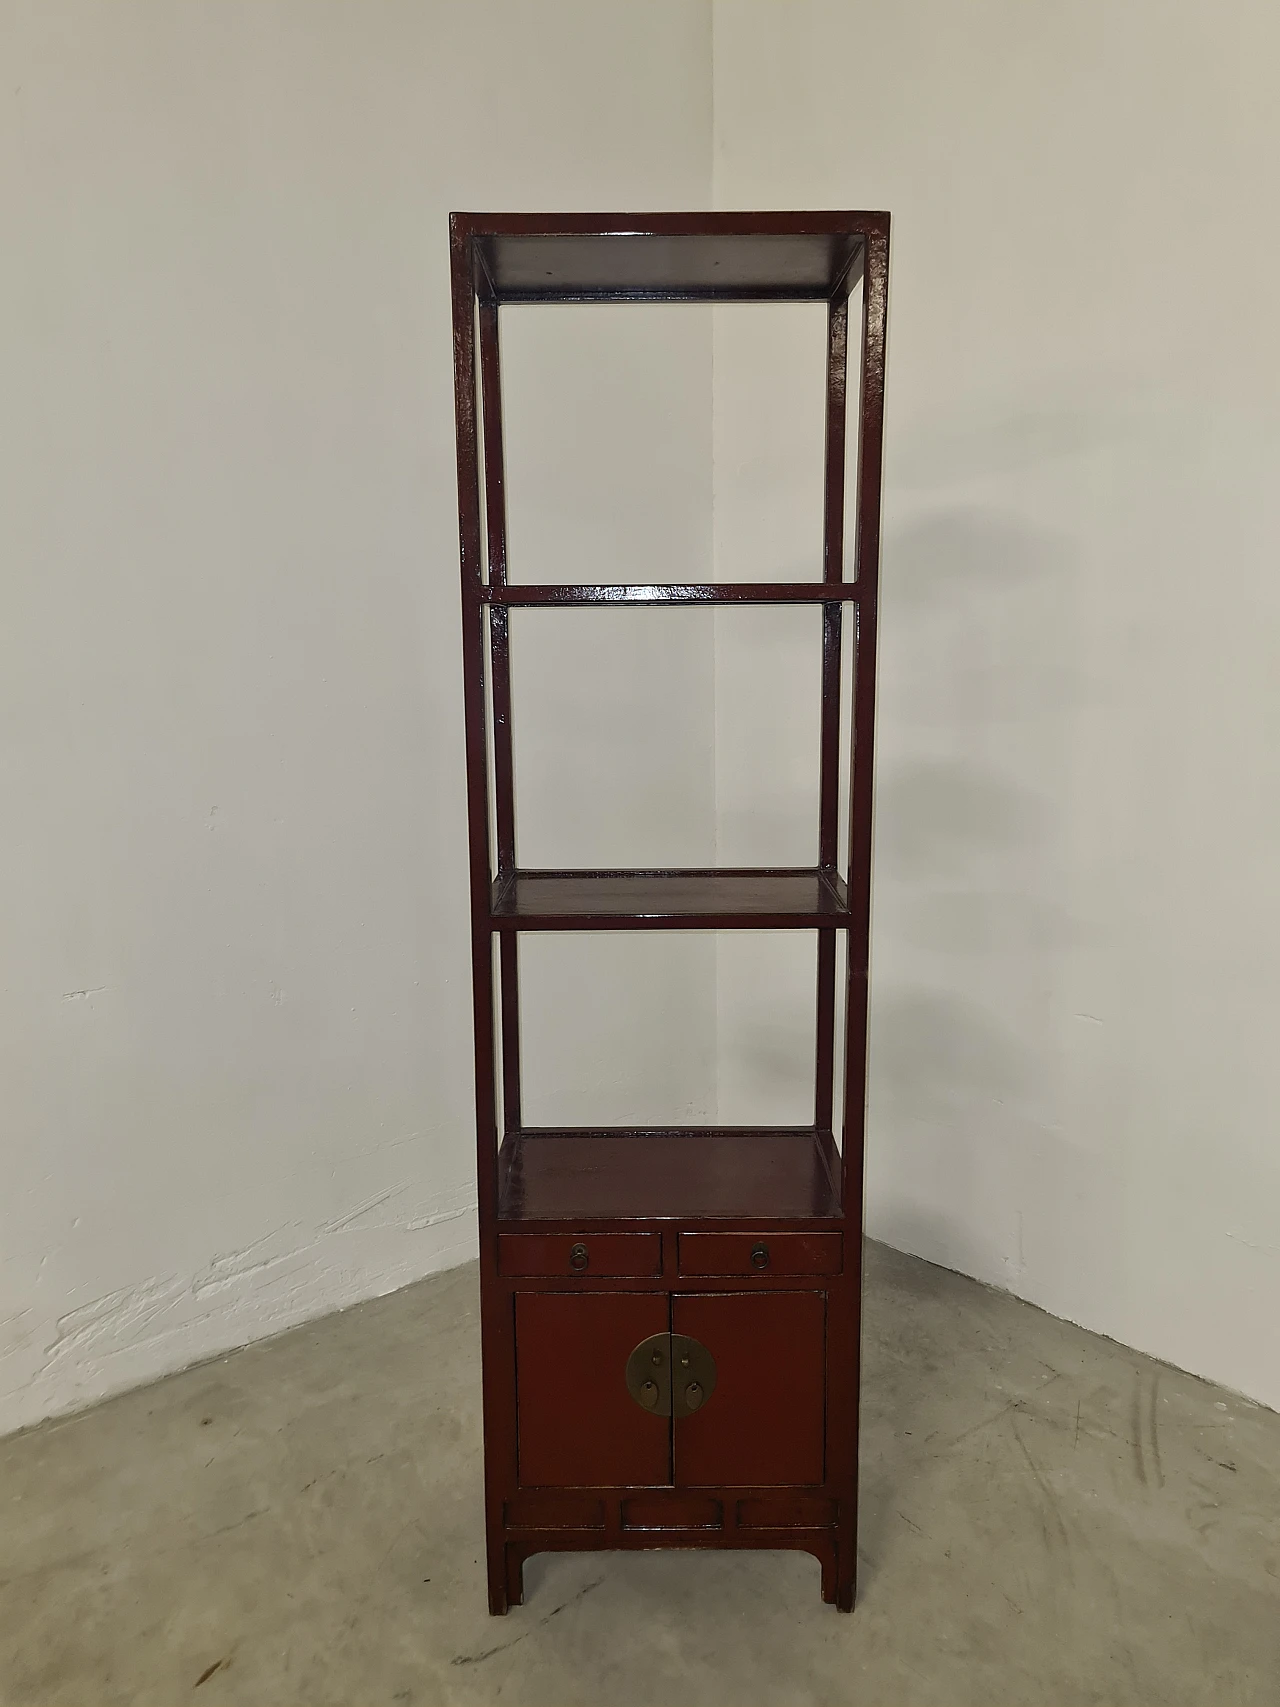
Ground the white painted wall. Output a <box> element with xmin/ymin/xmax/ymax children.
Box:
<box><xmin>501</xmin><ymin>305</ymin><xmax>718</xmax><ymax>1128</ymax></box>
<box><xmin>0</xmin><ymin>0</ymin><xmax>714</xmax><ymax>1435</ymax></box>
<box><xmin>713</xmin><ymin>0</ymin><xmax>1280</xmax><ymax>1409</ymax></box>
<box><xmin>6</xmin><ymin>0</ymin><xmax>1277</xmax><ymax>1435</ymax></box>
<box><xmin>712</xmin><ymin>305</ymin><xmax>829</xmax><ymax>1130</ymax></box>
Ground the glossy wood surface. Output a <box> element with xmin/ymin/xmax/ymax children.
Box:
<box><xmin>736</xmin><ymin>1492</ymin><xmax>836</xmax><ymax>1528</ymax></box>
<box><xmin>453</xmin><ymin>210</ymin><xmax>889</xmax><ymax>1615</ymax></box>
<box><xmin>504</xmin><ymin>1492</ymin><xmax>605</xmax><ymax>1530</ymax></box>
<box><xmin>622</xmin><ymin>1493</ymin><xmax>722</xmax><ymax>1531</ymax></box>
<box><xmin>450</xmin><ymin>211</ymin><xmax>510</xmax><ymax>1616</ymax></box>
<box><xmin>458</xmin><ymin>213</ymin><xmax>879</xmax><ymax>304</ymax></box>
<box><xmin>497</xmin><ymin>1231</ymin><xmax>662</xmax><ymax>1278</ymax></box>
<box><xmin>482</xmin><ymin>581</ymin><xmax>864</xmax><ymax>604</ymax></box>
<box><xmin>673</xmin><ymin>1292</ymin><xmax>826</xmax><ymax>1488</ymax></box>
<box><xmin>677</xmin><ymin>1231</ymin><xmax>843</xmax><ymax>1277</ymax></box>
<box><xmin>515</xmin><ymin>1293</ymin><xmax>670</xmax><ymax>1489</ymax></box>
<box><xmin>497</xmin><ymin>1130</ymin><xmax>842</xmax><ymax>1223</ymax></box>
<box><xmin>491</xmin><ymin>868</ymin><xmax>850</xmax><ymax>930</ymax></box>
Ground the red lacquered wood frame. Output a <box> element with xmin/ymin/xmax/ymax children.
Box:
<box><xmin>450</xmin><ymin>211</ymin><xmax>890</xmax><ymax>1615</ymax></box>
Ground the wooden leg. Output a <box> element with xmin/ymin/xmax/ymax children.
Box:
<box><xmin>819</xmin><ymin>1542</ymin><xmax>838</xmax><ymax>1605</ymax></box>
<box><xmin>834</xmin><ymin>1533</ymin><xmax>857</xmax><ymax>1613</ymax></box>
<box><xmin>487</xmin><ymin>1541</ymin><xmax>510</xmax><ymax>1616</ymax></box>
<box><xmin>504</xmin><ymin>1544</ymin><xmax>525</xmax><ymax>1609</ymax></box>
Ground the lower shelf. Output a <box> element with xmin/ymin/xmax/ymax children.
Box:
<box><xmin>496</xmin><ymin>1127</ymin><xmax>842</xmax><ymax>1221</ymax></box>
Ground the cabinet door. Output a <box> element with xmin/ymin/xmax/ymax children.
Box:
<box><xmin>515</xmin><ymin>1292</ymin><xmax>670</xmax><ymax>1489</ymax></box>
<box><xmin>672</xmin><ymin>1292</ymin><xmax>825</xmax><ymax>1488</ymax></box>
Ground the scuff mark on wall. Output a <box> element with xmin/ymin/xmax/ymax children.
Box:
<box><xmin>404</xmin><ymin>1202</ymin><xmax>476</xmax><ymax>1233</ymax></box>
<box><xmin>0</xmin><ymin>1311</ymin><xmax>34</xmax><ymax>1358</ymax></box>
<box><xmin>348</xmin><ymin>1129</ymin><xmax>428</xmax><ymax>1161</ymax></box>
<box><xmin>191</xmin><ymin>1229</ymin><xmax>311</xmax><ymax>1300</ymax></box>
<box><xmin>43</xmin><ymin>1276</ymin><xmax>187</xmax><ymax>1371</ymax></box>
<box><xmin>5</xmin><ymin>1181</ymin><xmax>480</xmax><ymax>1433</ymax></box>
<box><xmin>322</xmin><ymin>1181</ymin><xmax>478</xmax><ymax>1238</ymax></box>
<box><xmin>319</xmin><ymin>1188</ymin><xmax>406</xmax><ymax>1236</ymax></box>
<box><xmin>1225</xmin><ymin>1231</ymin><xmax>1280</xmax><ymax>1258</ymax></box>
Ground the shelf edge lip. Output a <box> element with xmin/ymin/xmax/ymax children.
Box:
<box><xmin>482</xmin><ymin>582</ymin><xmax>863</xmax><ymax>606</ymax></box>
<box><xmin>509</xmin><ymin>1125</ymin><xmax>829</xmax><ymax>1140</ymax></box>
<box><xmin>495</xmin><ymin>1215</ymin><xmax>845</xmax><ymax>1228</ymax></box>
<box><xmin>491</xmin><ymin>287</ymin><xmax>835</xmax><ymax>305</ymax></box>
<box><xmin>451</xmin><ymin>210</ymin><xmax>890</xmax><ymax>237</ymax></box>
<box><xmin>489</xmin><ymin>912</ymin><xmax>854</xmax><ymax>931</ymax></box>
<box><xmin>497</xmin><ymin>865</ymin><xmax>843</xmax><ymax>881</ymax></box>
<box><xmin>488</xmin><ymin>868</ymin><xmax>857</xmax><ymax>931</ymax></box>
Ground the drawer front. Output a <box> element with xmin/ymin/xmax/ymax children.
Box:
<box><xmin>498</xmin><ymin>1231</ymin><xmax>661</xmax><ymax>1279</ymax></box>
<box><xmin>677</xmin><ymin>1231</ymin><xmax>842</xmax><ymax>1278</ymax></box>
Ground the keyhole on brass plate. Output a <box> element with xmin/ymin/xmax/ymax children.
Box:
<box><xmin>638</xmin><ymin>1346</ymin><xmax>663</xmax><ymax>1409</ymax></box>
<box><xmin>677</xmin><ymin>1349</ymin><xmax>703</xmax><ymax>1409</ymax></box>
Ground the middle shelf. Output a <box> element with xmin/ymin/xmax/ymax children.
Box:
<box><xmin>490</xmin><ymin>867</ymin><xmax>852</xmax><ymax>931</ymax></box>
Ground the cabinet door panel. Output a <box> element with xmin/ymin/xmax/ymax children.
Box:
<box><xmin>515</xmin><ymin>1292</ymin><xmax>670</xmax><ymax>1489</ymax></box>
<box><xmin>673</xmin><ymin>1292</ymin><xmax>825</xmax><ymax>1488</ymax></box>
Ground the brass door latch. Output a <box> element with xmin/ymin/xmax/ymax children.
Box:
<box><xmin>624</xmin><ymin>1332</ymin><xmax>717</xmax><ymax>1418</ymax></box>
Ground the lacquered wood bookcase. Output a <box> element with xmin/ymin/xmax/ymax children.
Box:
<box><xmin>450</xmin><ymin>211</ymin><xmax>889</xmax><ymax>1614</ymax></box>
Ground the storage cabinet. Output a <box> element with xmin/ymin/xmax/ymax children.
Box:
<box><xmin>450</xmin><ymin>211</ymin><xmax>890</xmax><ymax>1613</ymax></box>
<box><xmin>514</xmin><ymin>1289</ymin><xmax>826</xmax><ymax>1494</ymax></box>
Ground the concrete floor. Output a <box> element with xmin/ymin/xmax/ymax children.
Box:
<box><xmin>1</xmin><ymin>1246</ymin><xmax>1276</xmax><ymax>1707</ymax></box>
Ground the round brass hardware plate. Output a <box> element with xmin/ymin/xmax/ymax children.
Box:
<box><xmin>625</xmin><ymin>1333</ymin><xmax>717</xmax><ymax>1417</ymax></box>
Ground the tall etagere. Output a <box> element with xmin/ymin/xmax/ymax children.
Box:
<box><xmin>450</xmin><ymin>211</ymin><xmax>889</xmax><ymax>1614</ymax></box>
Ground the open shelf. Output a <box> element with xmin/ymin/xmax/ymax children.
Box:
<box><xmin>497</xmin><ymin>1128</ymin><xmax>843</xmax><ymax>1222</ymax></box>
<box><xmin>454</xmin><ymin>209</ymin><xmax>889</xmax><ymax>1612</ymax></box>
<box><xmin>461</xmin><ymin>214</ymin><xmax>876</xmax><ymax>304</ymax></box>
<box><xmin>482</xmin><ymin>582</ymin><xmax>863</xmax><ymax>605</ymax></box>
<box><xmin>490</xmin><ymin>869</ymin><xmax>851</xmax><ymax>931</ymax></box>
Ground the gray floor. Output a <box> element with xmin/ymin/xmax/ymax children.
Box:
<box><xmin>1</xmin><ymin>1245</ymin><xmax>1276</xmax><ymax>1707</ymax></box>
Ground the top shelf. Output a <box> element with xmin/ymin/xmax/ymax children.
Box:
<box><xmin>454</xmin><ymin>212</ymin><xmax>888</xmax><ymax>304</ymax></box>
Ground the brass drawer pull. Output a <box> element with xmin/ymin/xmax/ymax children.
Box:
<box><xmin>569</xmin><ymin>1242</ymin><xmax>589</xmax><ymax>1272</ymax></box>
<box><xmin>750</xmin><ymin>1242</ymin><xmax>770</xmax><ymax>1270</ymax></box>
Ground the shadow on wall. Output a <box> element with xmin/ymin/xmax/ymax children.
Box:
<box><xmin>866</xmin><ymin>502</ymin><xmax>1123</xmax><ymax>1318</ymax></box>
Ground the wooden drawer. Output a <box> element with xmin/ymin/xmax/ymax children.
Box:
<box><xmin>677</xmin><ymin>1231</ymin><xmax>842</xmax><ymax>1278</ymax></box>
<box><xmin>498</xmin><ymin>1231</ymin><xmax>661</xmax><ymax>1278</ymax></box>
